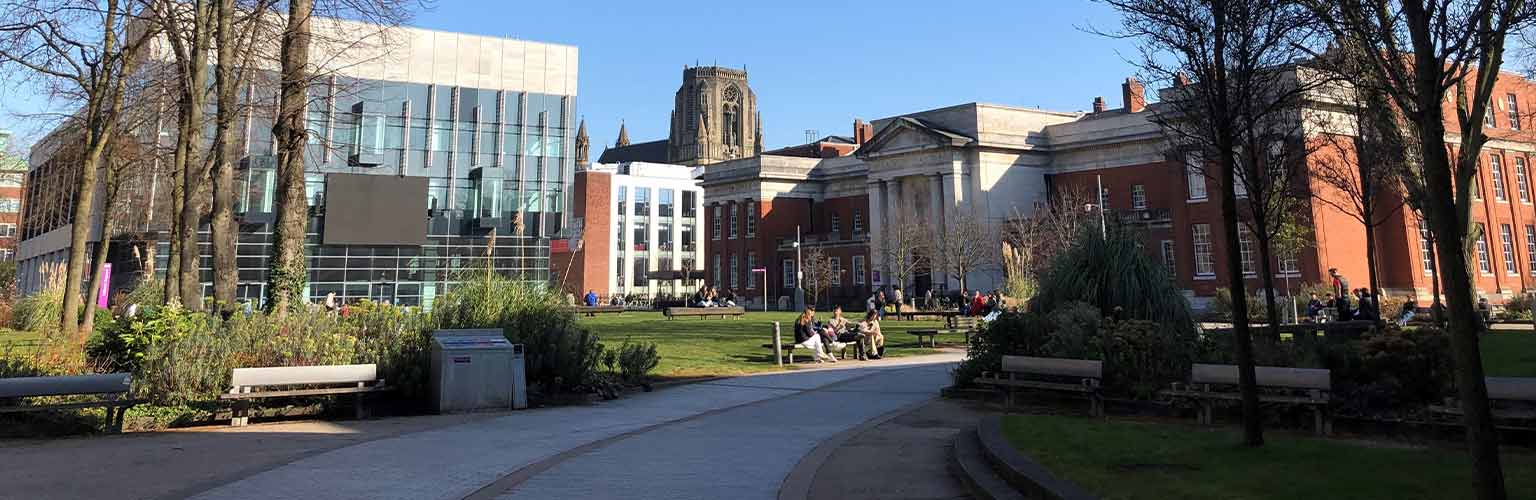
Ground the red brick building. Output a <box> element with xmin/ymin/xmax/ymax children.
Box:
<box><xmin>0</xmin><ymin>130</ymin><xmax>25</xmax><ymax>262</ymax></box>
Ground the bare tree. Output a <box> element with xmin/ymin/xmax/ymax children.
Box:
<box><xmin>799</xmin><ymin>247</ymin><xmax>839</xmax><ymax>308</ymax></box>
<box><xmin>0</xmin><ymin>0</ymin><xmax>154</xmax><ymax>334</ymax></box>
<box><xmin>1096</xmin><ymin>0</ymin><xmax>1322</xmax><ymax>447</ymax></box>
<box><xmin>1004</xmin><ymin>186</ymin><xmax>1096</xmax><ymax>298</ymax></box>
<box><xmin>929</xmin><ymin>210</ymin><xmax>996</xmax><ymax>293</ymax></box>
<box><xmin>877</xmin><ymin>211</ymin><xmax>931</xmax><ymax>296</ymax></box>
<box><xmin>265</xmin><ymin>0</ymin><xmax>314</xmax><ymax>313</ymax></box>
<box><xmin>1308</xmin><ymin>44</ymin><xmax>1413</xmax><ymax>307</ymax></box>
<box><xmin>1305</xmin><ymin>2</ymin><xmax>1536</xmax><ymax>497</ymax></box>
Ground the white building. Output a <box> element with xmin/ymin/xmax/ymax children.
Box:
<box><xmin>589</xmin><ymin>162</ymin><xmax>705</xmax><ymax>299</ymax></box>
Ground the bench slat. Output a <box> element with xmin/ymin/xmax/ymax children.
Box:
<box><xmin>218</xmin><ymin>385</ymin><xmax>390</xmax><ymax>399</ymax></box>
<box><xmin>1002</xmin><ymin>356</ymin><xmax>1102</xmax><ymax>379</ymax></box>
<box><xmin>1190</xmin><ymin>364</ymin><xmax>1330</xmax><ymax>391</ymax></box>
<box><xmin>230</xmin><ymin>364</ymin><xmax>379</xmax><ymax>388</ymax></box>
<box><xmin>0</xmin><ymin>398</ymin><xmax>144</xmax><ymax>413</ymax></box>
<box><xmin>0</xmin><ymin>373</ymin><xmax>132</xmax><ymax>398</ymax></box>
<box><xmin>1486</xmin><ymin>377</ymin><xmax>1536</xmax><ymax>401</ymax></box>
<box><xmin>665</xmin><ymin>307</ymin><xmax>745</xmax><ymax>317</ymax></box>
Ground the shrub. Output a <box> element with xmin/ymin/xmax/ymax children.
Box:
<box><xmin>88</xmin><ymin>304</ymin><xmax>209</xmax><ymax>373</ymax></box>
<box><xmin>614</xmin><ymin>340</ymin><xmax>661</xmax><ymax>383</ymax></box>
<box><xmin>12</xmin><ymin>286</ymin><xmax>65</xmax><ymax>333</ymax></box>
<box><xmin>431</xmin><ymin>270</ymin><xmax>604</xmax><ymax>393</ymax></box>
<box><xmin>1335</xmin><ymin>325</ymin><xmax>1454</xmax><ymax>414</ymax></box>
<box><xmin>1500</xmin><ymin>293</ymin><xmax>1533</xmax><ymax>321</ymax></box>
<box><xmin>1031</xmin><ymin>225</ymin><xmax>1195</xmax><ymax>337</ymax></box>
<box><xmin>1100</xmin><ymin>319</ymin><xmax>1195</xmax><ymax>398</ymax></box>
<box><xmin>956</xmin><ymin>310</ymin><xmax>1050</xmax><ymax>386</ymax></box>
<box><xmin>1042</xmin><ymin>301</ymin><xmax>1101</xmax><ymax>359</ymax></box>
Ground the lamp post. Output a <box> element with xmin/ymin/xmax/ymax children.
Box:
<box><xmin>793</xmin><ymin>225</ymin><xmax>804</xmax><ymax>311</ymax></box>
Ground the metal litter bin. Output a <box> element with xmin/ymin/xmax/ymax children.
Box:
<box><xmin>430</xmin><ymin>329</ymin><xmax>526</xmax><ymax>413</ymax></box>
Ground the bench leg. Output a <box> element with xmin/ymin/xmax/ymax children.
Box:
<box><xmin>1198</xmin><ymin>401</ymin><xmax>1211</xmax><ymax>425</ymax></box>
<box><xmin>1090</xmin><ymin>394</ymin><xmax>1104</xmax><ymax>418</ymax></box>
<box><xmin>355</xmin><ymin>382</ymin><xmax>368</xmax><ymax>420</ymax></box>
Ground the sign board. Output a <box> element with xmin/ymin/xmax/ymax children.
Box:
<box><xmin>96</xmin><ymin>263</ymin><xmax>112</xmax><ymax>308</ymax></box>
<box><xmin>751</xmin><ymin>268</ymin><xmax>767</xmax><ymax>273</ymax></box>
<box><xmin>871</xmin><ymin>270</ymin><xmax>883</xmax><ymax>287</ymax></box>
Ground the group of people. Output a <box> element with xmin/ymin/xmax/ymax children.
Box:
<box><xmin>792</xmin><ymin>305</ymin><xmax>886</xmax><ymax>362</ymax></box>
<box><xmin>958</xmin><ymin>289</ymin><xmax>1006</xmax><ymax>317</ymax></box>
<box><xmin>1304</xmin><ymin>288</ymin><xmax>1383</xmax><ymax>323</ymax></box>
<box><xmin>690</xmin><ymin>286</ymin><xmax>738</xmax><ymax>307</ymax></box>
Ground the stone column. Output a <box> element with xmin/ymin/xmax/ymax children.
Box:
<box><xmin>929</xmin><ymin>174</ymin><xmax>947</xmax><ymax>289</ymax></box>
<box><xmin>869</xmin><ymin>180</ymin><xmax>887</xmax><ymax>286</ymax></box>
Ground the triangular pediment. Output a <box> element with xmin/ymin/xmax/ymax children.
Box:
<box><xmin>856</xmin><ymin>117</ymin><xmax>974</xmax><ymax>158</ymax></box>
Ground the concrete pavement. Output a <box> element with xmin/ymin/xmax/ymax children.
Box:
<box><xmin>2</xmin><ymin>352</ymin><xmax>964</xmax><ymax>500</ymax></box>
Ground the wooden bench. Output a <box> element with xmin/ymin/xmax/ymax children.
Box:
<box><xmin>1163</xmin><ymin>364</ymin><xmax>1332</xmax><ymax>435</ymax></box>
<box><xmin>897</xmin><ymin>309</ymin><xmax>961</xmax><ymax>321</ymax></box>
<box><xmin>567</xmin><ymin>305</ymin><xmax>626</xmax><ymax>317</ymax></box>
<box><xmin>0</xmin><ymin>373</ymin><xmax>139</xmax><ymax>433</ymax></box>
<box><xmin>909</xmin><ymin>316</ymin><xmax>983</xmax><ymax>347</ymax></box>
<box><xmin>664</xmin><ymin>306</ymin><xmax>745</xmax><ymax>319</ymax></box>
<box><xmin>1432</xmin><ymin>376</ymin><xmax>1536</xmax><ymax>424</ymax></box>
<box><xmin>974</xmin><ymin>356</ymin><xmax>1104</xmax><ymax>416</ymax></box>
<box><xmin>220</xmin><ymin>364</ymin><xmax>391</xmax><ymax>427</ymax></box>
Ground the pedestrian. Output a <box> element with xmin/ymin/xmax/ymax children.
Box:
<box><xmin>892</xmin><ymin>288</ymin><xmax>905</xmax><ymax>314</ymax></box>
<box><xmin>794</xmin><ymin>307</ymin><xmax>837</xmax><ymax>363</ymax></box>
<box><xmin>1329</xmin><ymin>268</ymin><xmax>1350</xmax><ymax>299</ymax></box>
<box><xmin>875</xmin><ymin>291</ymin><xmax>887</xmax><ymax>320</ymax></box>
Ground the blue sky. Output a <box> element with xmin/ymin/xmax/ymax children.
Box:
<box><xmin>3</xmin><ymin>1</ymin><xmax>1142</xmax><ymax>156</ymax></box>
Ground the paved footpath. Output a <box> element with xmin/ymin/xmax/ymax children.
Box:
<box><xmin>0</xmin><ymin>352</ymin><xmax>963</xmax><ymax>500</ymax></box>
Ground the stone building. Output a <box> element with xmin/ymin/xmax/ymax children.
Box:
<box><xmin>599</xmin><ymin>65</ymin><xmax>760</xmax><ymax>167</ymax></box>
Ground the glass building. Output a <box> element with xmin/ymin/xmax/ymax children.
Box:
<box><xmin>18</xmin><ymin>25</ymin><xmax>579</xmax><ymax>308</ymax></box>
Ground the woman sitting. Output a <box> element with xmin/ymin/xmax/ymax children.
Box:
<box><xmin>857</xmin><ymin>310</ymin><xmax>885</xmax><ymax>360</ymax></box>
<box><xmin>794</xmin><ymin>307</ymin><xmax>837</xmax><ymax>363</ymax></box>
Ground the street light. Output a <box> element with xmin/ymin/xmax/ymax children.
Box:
<box><xmin>793</xmin><ymin>225</ymin><xmax>804</xmax><ymax>311</ymax></box>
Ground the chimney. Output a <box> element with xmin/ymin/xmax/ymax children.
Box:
<box><xmin>854</xmin><ymin>119</ymin><xmax>874</xmax><ymax>145</ymax></box>
<box><xmin>1092</xmin><ymin>96</ymin><xmax>1106</xmax><ymax>113</ymax></box>
<box><xmin>1122</xmin><ymin>77</ymin><xmax>1147</xmax><ymax>113</ymax></box>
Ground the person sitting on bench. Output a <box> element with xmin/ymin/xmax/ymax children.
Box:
<box><xmin>857</xmin><ymin>310</ymin><xmax>885</xmax><ymax>360</ymax></box>
<box><xmin>584</xmin><ymin>289</ymin><xmax>598</xmax><ymax>307</ymax></box>
<box><xmin>794</xmin><ymin>307</ymin><xmax>837</xmax><ymax>363</ymax></box>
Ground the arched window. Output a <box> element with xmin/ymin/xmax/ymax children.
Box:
<box><xmin>723</xmin><ymin>85</ymin><xmax>741</xmax><ymax>146</ymax></box>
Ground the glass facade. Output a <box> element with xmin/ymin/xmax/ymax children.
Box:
<box><xmin>199</xmin><ymin>76</ymin><xmax>575</xmax><ymax>307</ymax></box>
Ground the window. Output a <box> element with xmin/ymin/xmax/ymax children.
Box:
<box><xmin>633</xmin><ymin>221</ymin><xmax>648</xmax><ymax>251</ymax></box>
<box><xmin>682</xmin><ymin>224</ymin><xmax>696</xmax><ymax>252</ymax></box>
<box><xmin>1186</xmin><ymin>154</ymin><xmax>1207</xmax><ymax>200</ymax></box>
<box><xmin>1509</xmin><ymin>93</ymin><xmax>1522</xmax><ymax>131</ymax></box>
<box><xmin>1492</xmin><ymin>155</ymin><xmax>1507</xmax><ymax>201</ymax></box>
<box><xmin>745</xmin><ymin>200</ymin><xmax>756</xmax><ymax>237</ymax></box>
<box><xmin>1502</xmin><ymin>224</ymin><xmax>1518</xmax><ymax>275</ymax></box>
<box><xmin>830</xmin><ymin>257</ymin><xmax>843</xmax><ymax>286</ymax></box>
<box><xmin>853</xmin><ymin>209</ymin><xmax>864</xmax><ymax>233</ymax></box>
<box><xmin>1100</xmin><ymin>187</ymin><xmax>1112</xmax><ymax>210</ymax></box>
<box><xmin>712</xmin><ymin>254</ymin><xmax>721</xmax><ymax>287</ymax></box>
<box><xmin>1526</xmin><ymin>225</ymin><xmax>1536</xmax><ymax>276</ymax></box>
<box><xmin>783</xmin><ymin>259</ymin><xmax>796</xmax><ymax>288</ymax></box>
<box><xmin>730</xmin><ymin>254</ymin><xmax>740</xmax><ymax>289</ymax></box>
<box><xmin>747</xmin><ymin>252</ymin><xmax>758</xmax><ymax>288</ymax></box>
<box><xmin>1519</xmin><ymin>157</ymin><xmax>1532</xmax><ymax>203</ymax></box>
<box><xmin>1279</xmin><ymin>250</ymin><xmax>1299</xmax><ymax>275</ymax></box>
<box><xmin>1192</xmin><ymin>224</ymin><xmax>1215</xmax><ymax>276</ymax></box>
<box><xmin>617</xmin><ymin>186</ymin><xmax>626</xmax><ymax>215</ymax></box>
<box><xmin>0</xmin><ymin>197</ymin><xmax>19</xmax><ymax>212</ymax></box>
<box><xmin>830</xmin><ymin>213</ymin><xmax>841</xmax><ymax>237</ymax></box>
<box><xmin>1238</xmin><ymin>225</ymin><xmax>1256</xmax><ymax>276</ymax></box>
<box><xmin>728</xmin><ymin>203</ymin><xmax>738</xmax><ymax>239</ymax></box>
<box><xmin>1131</xmin><ymin>184</ymin><xmax>1147</xmax><ymax>210</ymax></box>
<box><xmin>615</xmin><ymin>257</ymin><xmax>626</xmax><ymax>288</ymax></box>
<box><xmin>1160</xmin><ymin>240</ymin><xmax>1176</xmax><ymax>275</ymax></box>
<box><xmin>1419</xmin><ymin>221</ymin><xmax>1435</xmax><ymax>275</ymax></box>
<box><xmin>711</xmin><ymin>204</ymin><xmax>721</xmax><ymax>240</ymax></box>
<box><xmin>1487</xmin><ymin>100</ymin><xmax>1498</xmax><ymax>128</ymax></box>
<box><xmin>659</xmin><ymin>189</ymin><xmax>674</xmax><ymax>217</ymax></box>
<box><xmin>852</xmin><ymin>255</ymin><xmax>866</xmax><ymax>285</ymax></box>
<box><xmin>657</xmin><ymin>222</ymin><xmax>673</xmax><ymax>251</ymax></box>
<box><xmin>682</xmin><ymin>190</ymin><xmax>697</xmax><ymax>217</ymax></box>
<box><xmin>633</xmin><ymin>256</ymin><xmax>647</xmax><ymax>286</ymax></box>
<box><xmin>0</xmin><ymin>223</ymin><xmax>15</xmax><ymax>238</ymax></box>
<box><xmin>1477</xmin><ymin>224</ymin><xmax>1492</xmax><ymax>274</ymax></box>
<box><xmin>634</xmin><ymin>187</ymin><xmax>651</xmax><ymax>216</ymax></box>
<box><xmin>1472</xmin><ymin>174</ymin><xmax>1482</xmax><ymax>200</ymax></box>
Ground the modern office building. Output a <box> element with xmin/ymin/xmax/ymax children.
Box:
<box><xmin>553</xmin><ymin>161</ymin><xmax>705</xmax><ymax>300</ymax></box>
<box><xmin>18</xmin><ymin>20</ymin><xmax>578</xmax><ymax>307</ymax></box>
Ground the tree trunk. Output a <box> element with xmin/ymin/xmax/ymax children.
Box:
<box><xmin>61</xmin><ymin>135</ymin><xmax>107</xmax><ymax>335</ymax></box>
<box><xmin>83</xmin><ymin>158</ymin><xmax>119</xmax><ymax>334</ymax></box>
<box><xmin>1413</xmin><ymin>69</ymin><xmax>1505</xmax><ymax>499</ymax></box>
<box><xmin>1256</xmin><ymin>239</ymin><xmax>1282</xmax><ymax>334</ymax></box>
<box><xmin>1365</xmin><ymin>216</ymin><xmax>1382</xmax><ymax>309</ymax></box>
<box><xmin>209</xmin><ymin>0</ymin><xmax>238</xmax><ymax>313</ymax></box>
<box><xmin>266</xmin><ymin>0</ymin><xmax>313</xmax><ymax>314</ymax></box>
<box><xmin>163</xmin><ymin>139</ymin><xmax>183</xmax><ymax>305</ymax></box>
<box><xmin>1430</xmin><ymin>235</ymin><xmax>1443</xmax><ymax>324</ymax></box>
<box><xmin>175</xmin><ymin>0</ymin><xmax>213</xmax><ymax>310</ymax></box>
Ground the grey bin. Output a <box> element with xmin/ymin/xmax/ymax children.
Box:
<box><xmin>429</xmin><ymin>329</ymin><xmax>528</xmax><ymax>413</ymax></box>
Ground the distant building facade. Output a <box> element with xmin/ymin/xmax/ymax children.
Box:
<box><xmin>599</xmin><ymin>65</ymin><xmax>761</xmax><ymax>167</ymax></box>
<box><xmin>0</xmin><ymin>131</ymin><xmax>23</xmax><ymax>261</ymax></box>
<box><xmin>553</xmin><ymin>161</ymin><xmax>704</xmax><ymax>300</ymax></box>
<box><xmin>18</xmin><ymin>21</ymin><xmax>579</xmax><ymax>306</ymax></box>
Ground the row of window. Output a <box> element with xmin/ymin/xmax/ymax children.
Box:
<box><xmin>1469</xmin><ymin>154</ymin><xmax>1536</xmax><ymax>203</ymax></box>
<box><xmin>1185</xmin><ymin>223</ymin><xmax>1300</xmax><ymax>278</ymax></box>
<box><xmin>616</xmin><ymin>186</ymin><xmax>699</xmax><ymax>218</ymax></box>
<box><xmin>1443</xmin><ymin>222</ymin><xmax>1536</xmax><ymax>278</ymax></box>
<box><xmin>1484</xmin><ymin>92</ymin><xmax>1525</xmax><ymax>131</ymax></box>
<box><xmin>703</xmin><ymin>253</ymin><xmax>869</xmax><ymax>291</ymax></box>
<box><xmin>710</xmin><ymin>201</ymin><xmax>759</xmax><ymax>240</ymax></box>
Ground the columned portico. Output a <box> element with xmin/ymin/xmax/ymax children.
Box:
<box><xmin>867</xmin><ymin>180</ymin><xmax>885</xmax><ymax>282</ymax></box>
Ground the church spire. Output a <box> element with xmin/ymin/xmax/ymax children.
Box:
<box><xmin>615</xmin><ymin>121</ymin><xmax>630</xmax><ymax>148</ymax></box>
<box><xmin>574</xmin><ymin>119</ymin><xmax>590</xmax><ymax>168</ymax></box>
<box><xmin>754</xmin><ymin>111</ymin><xmax>763</xmax><ymax>155</ymax></box>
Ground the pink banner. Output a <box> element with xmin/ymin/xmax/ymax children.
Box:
<box><xmin>96</xmin><ymin>263</ymin><xmax>111</xmax><ymax>309</ymax></box>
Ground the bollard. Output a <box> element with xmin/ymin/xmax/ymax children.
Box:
<box><xmin>772</xmin><ymin>321</ymin><xmax>783</xmax><ymax>367</ymax></box>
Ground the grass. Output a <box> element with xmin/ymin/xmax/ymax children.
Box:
<box><xmin>1000</xmin><ymin>414</ymin><xmax>1536</xmax><ymax>500</ymax></box>
<box><xmin>576</xmin><ymin>311</ymin><xmax>965</xmax><ymax>379</ymax></box>
<box><xmin>0</xmin><ymin>327</ymin><xmax>41</xmax><ymax>353</ymax></box>
<box><xmin>1483</xmin><ymin>330</ymin><xmax>1536</xmax><ymax>377</ymax></box>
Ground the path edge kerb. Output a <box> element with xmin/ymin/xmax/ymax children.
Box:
<box><xmin>976</xmin><ymin>415</ymin><xmax>1099</xmax><ymax>500</ymax></box>
<box><xmin>775</xmin><ymin>396</ymin><xmax>937</xmax><ymax>500</ymax></box>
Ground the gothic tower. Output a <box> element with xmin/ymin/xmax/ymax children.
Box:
<box><xmin>667</xmin><ymin>66</ymin><xmax>757</xmax><ymax>166</ymax></box>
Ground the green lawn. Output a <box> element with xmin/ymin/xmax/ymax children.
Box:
<box><xmin>1483</xmin><ymin>331</ymin><xmax>1536</xmax><ymax>377</ymax></box>
<box><xmin>576</xmin><ymin>311</ymin><xmax>964</xmax><ymax>379</ymax></box>
<box><xmin>1001</xmin><ymin>414</ymin><xmax>1536</xmax><ymax>500</ymax></box>
<box><xmin>0</xmin><ymin>328</ymin><xmax>41</xmax><ymax>354</ymax></box>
